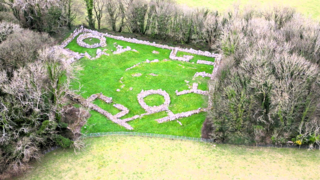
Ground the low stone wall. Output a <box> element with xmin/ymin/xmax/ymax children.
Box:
<box><xmin>113</xmin><ymin>45</ymin><xmax>132</xmax><ymax>54</ymax></box>
<box><xmin>63</xmin><ymin>26</ymin><xmax>220</xmax><ymax>59</ymax></box>
<box><xmin>169</xmin><ymin>48</ymin><xmax>194</xmax><ymax>62</ymax></box>
<box><xmin>113</xmin><ymin>104</ymin><xmax>129</xmax><ymax>118</ymax></box>
<box><xmin>176</xmin><ymin>83</ymin><xmax>209</xmax><ymax>96</ymax></box>
<box><xmin>194</xmin><ymin>72</ymin><xmax>211</xmax><ymax>78</ymax></box>
<box><xmin>61</xmin><ymin>26</ymin><xmax>222</xmax><ymax>68</ymax></box>
<box><xmin>197</xmin><ymin>60</ymin><xmax>215</xmax><ymax>66</ymax></box>
<box><xmin>60</xmin><ymin>26</ymin><xmax>84</xmax><ymax>48</ymax></box>
<box><xmin>137</xmin><ymin>89</ymin><xmax>171</xmax><ymax>114</ymax></box>
<box><xmin>157</xmin><ymin>108</ymin><xmax>204</xmax><ymax>123</ymax></box>
<box><xmin>84</xmin><ymin>49</ymin><xmax>109</xmax><ymax>60</ymax></box>
<box><xmin>77</xmin><ymin>33</ymin><xmax>107</xmax><ymax>48</ymax></box>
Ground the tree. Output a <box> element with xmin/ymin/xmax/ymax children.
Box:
<box><xmin>3</xmin><ymin>0</ymin><xmax>65</xmax><ymax>34</ymax></box>
<box><xmin>208</xmin><ymin>7</ymin><xmax>320</xmax><ymax>145</ymax></box>
<box><xmin>105</xmin><ymin>0</ymin><xmax>119</xmax><ymax>31</ymax></box>
<box><xmin>93</xmin><ymin>0</ymin><xmax>105</xmax><ymax>30</ymax></box>
<box><xmin>0</xmin><ymin>24</ymin><xmax>54</xmax><ymax>77</ymax></box>
<box><xmin>126</xmin><ymin>0</ymin><xmax>149</xmax><ymax>34</ymax></box>
<box><xmin>84</xmin><ymin>0</ymin><xmax>95</xmax><ymax>29</ymax></box>
<box><xmin>0</xmin><ymin>43</ymin><xmax>88</xmax><ymax>178</ymax></box>
<box><xmin>62</xmin><ymin>0</ymin><xmax>76</xmax><ymax>30</ymax></box>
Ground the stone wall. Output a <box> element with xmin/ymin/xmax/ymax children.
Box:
<box><xmin>77</xmin><ymin>33</ymin><xmax>107</xmax><ymax>48</ymax></box>
<box><xmin>137</xmin><ymin>89</ymin><xmax>170</xmax><ymax>114</ymax></box>
<box><xmin>62</xmin><ymin>26</ymin><xmax>220</xmax><ymax>59</ymax></box>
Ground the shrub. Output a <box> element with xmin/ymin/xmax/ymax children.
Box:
<box><xmin>0</xmin><ymin>22</ymin><xmax>19</xmax><ymax>43</ymax></box>
<box><xmin>0</xmin><ymin>11</ymin><xmax>18</xmax><ymax>23</ymax></box>
<box><xmin>208</xmin><ymin>7</ymin><xmax>320</xmax><ymax>145</ymax></box>
<box><xmin>0</xmin><ymin>33</ymin><xmax>87</xmax><ymax>178</ymax></box>
<box><xmin>0</xmin><ymin>24</ymin><xmax>54</xmax><ymax>77</ymax></box>
<box><xmin>2</xmin><ymin>0</ymin><xmax>73</xmax><ymax>34</ymax></box>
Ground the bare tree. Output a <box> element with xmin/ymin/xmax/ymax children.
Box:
<box><xmin>126</xmin><ymin>0</ymin><xmax>149</xmax><ymax>34</ymax></box>
<box><xmin>105</xmin><ymin>0</ymin><xmax>118</xmax><ymax>31</ymax></box>
<box><xmin>3</xmin><ymin>0</ymin><xmax>65</xmax><ymax>33</ymax></box>
<box><xmin>62</xmin><ymin>0</ymin><xmax>77</xmax><ymax>29</ymax></box>
<box><xmin>93</xmin><ymin>0</ymin><xmax>105</xmax><ymax>30</ymax></box>
<box><xmin>209</xmin><ymin>7</ymin><xmax>320</xmax><ymax>145</ymax></box>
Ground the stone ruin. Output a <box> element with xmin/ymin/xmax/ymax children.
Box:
<box><xmin>59</xmin><ymin>26</ymin><xmax>223</xmax><ymax>129</ymax></box>
<box><xmin>84</xmin><ymin>49</ymin><xmax>109</xmax><ymax>60</ymax></box>
<box><xmin>84</xmin><ymin>93</ymin><xmax>133</xmax><ymax>130</ymax></box>
<box><xmin>60</xmin><ymin>26</ymin><xmax>222</xmax><ymax>68</ymax></box>
<box><xmin>137</xmin><ymin>89</ymin><xmax>171</xmax><ymax>114</ymax></box>
<box><xmin>193</xmin><ymin>72</ymin><xmax>211</xmax><ymax>79</ymax></box>
<box><xmin>77</xmin><ymin>33</ymin><xmax>107</xmax><ymax>49</ymax></box>
<box><xmin>113</xmin><ymin>45</ymin><xmax>132</xmax><ymax>54</ymax></box>
<box><xmin>113</xmin><ymin>104</ymin><xmax>129</xmax><ymax>118</ymax></box>
<box><xmin>176</xmin><ymin>83</ymin><xmax>209</xmax><ymax>96</ymax></box>
<box><xmin>61</xmin><ymin>26</ymin><xmax>220</xmax><ymax>58</ymax></box>
<box><xmin>169</xmin><ymin>48</ymin><xmax>194</xmax><ymax>62</ymax></box>
<box><xmin>156</xmin><ymin>108</ymin><xmax>205</xmax><ymax>123</ymax></box>
<box><xmin>197</xmin><ymin>60</ymin><xmax>215</xmax><ymax>66</ymax></box>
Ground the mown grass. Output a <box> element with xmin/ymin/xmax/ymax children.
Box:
<box><xmin>16</xmin><ymin>136</ymin><xmax>320</xmax><ymax>180</ymax></box>
<box><xmin>66</xmin><ymin>33</ymin><xmax>214</xmax><ymax>137</ymax></box>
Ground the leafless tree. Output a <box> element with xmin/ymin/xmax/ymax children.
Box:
<box><xmin>93</xmin><ymin>0</ymin><xmax>105</xmax><ymax>30</ymax></box>
<box><xmin>105</xmin><ymin>0</ymin><xmax>118</xmax><ymax>31</ymax></box>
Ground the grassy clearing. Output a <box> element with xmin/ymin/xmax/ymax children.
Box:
<box><xmin>16</xmin><ymin>136</ymin><xmax>320</xmax><ymax>180</ymax></box>
<box><xmin>66</xmin><ymin>33</ymin><xmax>213</xmax><ymax>137</ymax></box>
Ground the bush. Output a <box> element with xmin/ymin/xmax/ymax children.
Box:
<box><xmin>0</xmin><ymin>12</ymin><xmax>18</xmax><ymax>23</ymax></box>
<box><xmin>208</xmin><ymin>7</ymin><xmax>320</xmax><ymax>146</ymax></box>
<box><xmin>0</xmin><ymin>29</ymin><xmax>87</xmax><ymax>178</ymax></box>
<box><xmin>0</xmin><ymin>23</ymin><xmax>54</xmax><ymax>77</ymax></box>
<box><xmin>0</xmin><ymin>22</ymin><xmax>18</xmax><ymax>43</ymax></box>
<box><xmin>2</xmin><ymin>0</ymin><xmax>72</xmax><ymax>34</ymax></box>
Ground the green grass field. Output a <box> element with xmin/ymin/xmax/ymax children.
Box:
<box><xmin>16</xmin><ymin>136</ymin><xmax>320</xmax><ymax>180</ymax></box>
<box><xmin>67</xmin><ymin>33</ymin><xmax>214</xmax><ymax>137</ymax></box>
<box><xmin>177</xmin><ymin>0</ymin><xmax>320</xmax><ymax>20</ymax></box>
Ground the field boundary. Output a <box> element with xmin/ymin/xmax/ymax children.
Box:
<box><xmin>43</xmin><ymin>132</ymin><xmax>315</xmax><ymax>155</ymax></box>
<box><xmin>82</xmin><ymin>131</ymin><xmax>214</xmax><ymax>142</ymax></box>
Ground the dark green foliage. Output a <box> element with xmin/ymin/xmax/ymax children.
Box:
<box><xmin>84</xmin><ymin>0</ymin><xmax>95</xmax><ymax>29</ymax></box>
<box><xmin>54</xmin><ymin>135</ymin><xmax>72</xmax><ymax>148</ymax></box>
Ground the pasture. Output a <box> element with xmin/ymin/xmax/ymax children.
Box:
<box><xmin>16</xmin><ymin>136</ymin><xmax>320</xmax><ymax>180</ymax></box>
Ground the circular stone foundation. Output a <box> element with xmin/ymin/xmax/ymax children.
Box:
<box><xmin>83</xmin><ymin>38</ymin><xmax>100</xmax><ymax>45</ymax></box>
<box><xmin>77</xmin><ymin>33</ymin><xmax>107</xmax><ymax>48</ymax></box>
<box><xmin>137</xmin><ymin>89</ymin><xmax>170</xmax><ymax>114</ymax></box>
